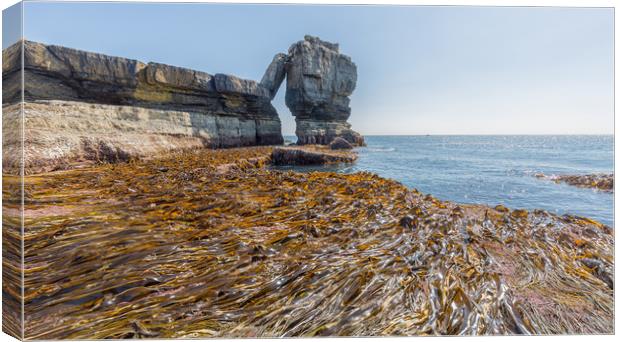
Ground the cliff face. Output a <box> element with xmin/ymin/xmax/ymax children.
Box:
<box><xmin>2</xmin><ymin>37</ymin><xmax>363</xmax><ymax>173</ymax></box>
<box><xmin>2</xmin><ymin>40</ymin><xmax>284</xmax><ymax>173</ymax></box>
<box><xmin>3</xmin><ymin>41</ymin><xmax>280</xmax><ymax>121</ymax></box>
<box><xmin>263</xmin><ymin>36</ymin><xmax>364</xmax><ymax>146</ymax></box>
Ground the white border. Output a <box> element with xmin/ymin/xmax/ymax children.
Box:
<box><xmin>0</xmin><ymin>1</ymin><xmax>617</xmax><ymax>341</ymax></box>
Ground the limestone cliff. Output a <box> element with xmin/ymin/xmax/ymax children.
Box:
<box><xmin>2</xmin><ymin>40</ymin><xmax>284</xmax><ymax>173</ymax></box>
<box><xmin>2</xmin><ymin>37</ymin><xmax>364</xmax><ymax>173</ymax></box>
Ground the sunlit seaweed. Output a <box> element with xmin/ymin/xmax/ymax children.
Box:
<box><xmin>9</xmin><ymin>146</ymin><xmax>614</xmax><ymax>339</ymax></box>
<box><xmin>2</xmin><ymin>174</ymin><xmax>23</xmax><ymax>338</ymax></box>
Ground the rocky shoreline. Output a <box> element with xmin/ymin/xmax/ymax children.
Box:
<box><xmin>271</xmin><ymin>146</ymin><xmax>358</xmax><ymax>165</ymax></box>
<box><xmin>2</xmin><ymin>36</ymin><xmax>364</xmax><ymax>174</ymax></box>
<box><xmin>6</xmin><ymin>146</ymin><xmax>613</xmax><ymax>338</ymax></box>
<box><xmin>535</xmin><ymin>173</ymin><xmax>614</xmax><ymax>192</ymax></box>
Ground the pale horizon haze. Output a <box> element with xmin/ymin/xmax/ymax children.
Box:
<box><xmin>3</xmin><ymin>2</ymin><xmax>614</xmax><ymax>135</ymax></box>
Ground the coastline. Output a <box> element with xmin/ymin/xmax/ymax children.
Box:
<box><xmin>300</xmin><ymin>135</ymin><xmax>614</xmax><ymax>226</ymax></box>
<box><xmin>535</xmin><ymin>172</ymin><xmax>614</xmax><ymax>192</ymax></box>
<box><xmin>8</xmin><ymin>145</ymin><xmax>613</xmax><ymax>338</ymax></box>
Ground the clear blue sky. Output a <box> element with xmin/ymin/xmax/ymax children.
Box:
<box><xmin>3</xmin><ymin>2</ymin><xmax>614</xmax><ymax>135</ymax></box>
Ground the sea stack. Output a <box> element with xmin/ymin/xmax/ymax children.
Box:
<box><xmin>286</xmin><ymin>36</ymin><xmax>364</xmax><ymax>146</ymax></box>
<box><xmin>262</xmin><ymin>35</ymin><xmax>364</xmax><ymax>146</ymax></box>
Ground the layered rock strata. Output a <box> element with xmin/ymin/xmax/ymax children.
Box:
<box><xmin>3</xmin><ymin>101</ymin><xmax>284</xmax><ymax>174</ymax></box>
<box><xmin>2</xmin><ymin>40</ymin><xmax>284</xmax><ymax>173</ymax></box>
<box><xmin>2</xmin><ymin>36</ymin><xmax>365</xmax><ymax>173</ymax></box>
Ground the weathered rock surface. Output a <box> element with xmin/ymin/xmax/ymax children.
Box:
<box><xmin>3</xmin><ymin>41</ymin><xmax>278</xmax><ymax>113</ymax></box>
<box><xmin>329</xmin><ymin>137</ymin><xmax>353</xmax><ymax>150</ymax></box>
<box><xmin>2</xmin><ymin>37</ymin><xmax>365</xmax><ymax>173</ymax></box>
<box><xmin>295</xmin><ymin>119</ymin><xmax>364</xmax><ymax>146</ymax></box>
<box><xmin>283</xmin><ymin>35</ymin><xmax>364</xmax><ymax>146</ymax></box>
<box><xmin>271</xmin><ymin>146</ymin><xmax>357</xmax><ymax>166</ymax></box>
<box><xmin>1</xmin><ymin>40</ymin><xmax>284</xmax><ymax>167</ymax></box>
<box><xmin>260</xmin><ymin>53</ymin><xmax>287</xmax><ymax>100</ymax></box>
<box><xmin>3</xmin><ymin>100</ymin><xmax>283</xmax><ymax>174</ymax></box>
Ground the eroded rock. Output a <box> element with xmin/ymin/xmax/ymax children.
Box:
<box><xmin>1</xmin><ymin>40</ymin><xmax>285</xmax><ymax>173</ymax></box>
<box><xmin>284</xmin><ymin>35</ymin><xmax>364</xmax><ymax>146</ymax></box>
<box><xmin>271</xmin><ymin>146</ymin><xmax>357</xmax><ymax>165</ymax></box>
<box><xmin>329</xmin><ymin>137</ymin><xmax>354</xmax><ymax>150</ymax></box>
<box><xmin>296</xmin><ymin>119</ymin><xmax>364</xmax><ymax>146</ymax></box>
<box><xmin>1</xmin><ymin>37</ymin><xmax>367</xmax><ymax>173</ymax></box>
<box><xmin>141</xmin><ymin>62</ymin><xmax>215</xmax><ymax>92</ymax></box>
<box><xmin>3</xmin><ymin>101</ymin><xmax>283</xmax><ymax>174</ymax></box>
<box><xmin>260</xmin><ymin>53</ymin><xmax>287</xmax><ymax>99</ymax></box>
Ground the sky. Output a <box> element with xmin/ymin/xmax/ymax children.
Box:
<box><xmin>3</xmin><ymin>2</ymin><xmax>614</xmax><ymax>135</ymax></box>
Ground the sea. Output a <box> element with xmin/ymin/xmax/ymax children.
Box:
<box><xmin>277</xmin><ymin>135</ymin><xmax>614</xmax><ymax>227</ymax></box>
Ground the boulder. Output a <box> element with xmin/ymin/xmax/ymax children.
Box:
<box><xmin>329</xmin><ymin>137</ymin><xmax>353</xmax><ymax>150</ymax></box>
<box><xmin>535</xmin><ymin>173</ymin><xmax>615</xmax><ymax>192</ymax></box>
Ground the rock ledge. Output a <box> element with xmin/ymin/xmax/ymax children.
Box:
<box><xmin>271</xmin><ymin>146</ymin><xmax>357</xmax><ymax>165</ymax></box>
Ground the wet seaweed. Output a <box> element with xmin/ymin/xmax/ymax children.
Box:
<box><xmin>11</xmin><ymin>146</ymin><xmax>614</xmax><ymax>339</ymax></box>
<box><xmin>535</xmin><ymin>173</ymin><xmax>614</xmax><ymax>192</ymax></box>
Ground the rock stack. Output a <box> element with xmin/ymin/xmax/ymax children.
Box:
<box><xmin>262</xmin><ymin>35</ymin><xmax>364</xmax><ymax>146</ymax></box>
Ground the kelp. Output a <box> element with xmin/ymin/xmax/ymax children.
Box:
<box><xmin>11</xmin><ymin>146</ymin><xmax>614</xmax><ymax>339</ymax></box>
<box><xmin>2</xmin><ymin>173</ymin><xmax>23</xmax><ymax>337</ymax></box>
<box><xmin>535</xmin><ymin>173</ymin><xmax>614</xmax><ymax>192</ymax></box>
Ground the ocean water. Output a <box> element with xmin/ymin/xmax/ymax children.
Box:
<box><xmin>278</xmin><ymin>135</ymin><xmax>614</xmax><ymax>226</ymax></box>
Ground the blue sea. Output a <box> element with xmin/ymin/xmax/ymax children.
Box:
<box><xmin>278</xmin><ymin>135</ymin><xmax>614</xmax><ymax>226</ymax></box>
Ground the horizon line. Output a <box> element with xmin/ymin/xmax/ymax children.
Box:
<box><xmin>282</xmin><ymin>133</ymin><xmax>615</xmax><ymax>136</ymax></box>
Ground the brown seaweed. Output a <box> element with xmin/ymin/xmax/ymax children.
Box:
<box><xmin>535</xmin><ymin>173</ymin><xmax>614</xmax><ymax>192</ymax></box>
<box><xmin>8</xmin><ymin>146</ymin><xmax>613</xmax><ymax>339</ymax></box>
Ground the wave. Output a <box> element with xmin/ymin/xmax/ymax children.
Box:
<box><xmin>364</xmin><ymin>147</ymin><xmax>396</xmax><ymax>152</ymax></box>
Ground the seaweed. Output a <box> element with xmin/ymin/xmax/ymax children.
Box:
<box><xmin>535</xmin><ymin>173</ymin><xmax>614</xmax><ymax>192</ymax></box>
<box><xmin>10</xmin><ymin>146</ymin><xmax>614</xmax><ymax>339</ymax></box>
